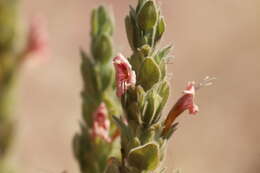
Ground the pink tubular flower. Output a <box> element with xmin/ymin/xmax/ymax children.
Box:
<box><xmin>23</xmin><ymin>15</ymin><xmax>49</xmax><ymax>62</ymax></box>
<box><xmin>163</xmin><ymin>81</ymin><xmax>198</xmax><ymax>135</ymax></box>
<box><xmin>182</xmin><ymin>81</ymin><xmax>199</xmax><ymax>114</ymax></box>
<box><xmin>113</xmin><ymin>54</ymin><xmax>136</xmax><ymax>97</ymax></box>
<box><xmin>91</xmin><ymin>103</ymin><xmax>111</xmax><ymax>142</ymax></box>
<box><xmin>162</xmin><ymin>76</ymin><xmax>215</xmax><ymax>135</ymax></box>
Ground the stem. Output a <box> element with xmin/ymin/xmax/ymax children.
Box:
<box><xmin>0</xmin><ymin>0</ymin><xmax>19</xmax><ymax>172</ymax></box>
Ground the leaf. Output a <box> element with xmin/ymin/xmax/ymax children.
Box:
<box><xmin>162</xmin><ymin>122</ymin><xmax>179</xmax><ymax>139</ymax></box>
<box><xmin>91</xmin><ymin>6</ymin><xmax>113</xmax><ymax>37</ymax></box>
<box><xmin>92</xmin><ymin>34</ymin><xmax>113</xmax><ymax>64</ymax></box>
<box><xmin>159</xmin><ymin>59</ymin><xmax>167</xmax><ymax>79</ymax></box>
<box><xmin>152</xmin><ymin>81</ymin><xmax>170</xmax><ymax>123</ymax></box>
<box><xmin>142</xmin><ymin>90</ymin><xmax>162</xmax><ymax>125</ymax></box>
<box><xmin>127</xmin><ymin>137</ymin><xmax>141</xmax><ymax>151</ymax></box>
<box><xmin>125</xmin><ymin>16</ymin><xmax>136</xmax><ymax>50</ymax></box>
<box><xmin>104</xmin><ymin>157</ymin><xmax>121</xmax><ymax>173</ymax></box>
<box><xmin>137</xmin><ymin>85</ymin><xmax>146</xmax><ymax>109</ymax></box>
<box><xmin>0</xmin><ymin>1</ymin><xmax>17</xmax><ymax>50</ymax></box>
<box><xmin>139</xmin><ymin>58</ymin><xmax>161</xmax><ymax>91</ymax></box>
<box><xmin>112</xmin><ymin>116</ymin><xmax>130</xmax><ymax>141</ymax></box>
<box><xmin>129</xmin><ymin>52</ymin><xmax>144</xmax><ymax>76</ymax></box>
<box><xmin>97</xmin><ymin>6</ymin><xmax>113</xmax><ymax>35</ymax></box>
<box><xmin>137</xmin><ymin>0</ymin><xmax>158</xmax><ymax>31</ymax></box>
<box><xmin>91</xmin><ymin>9</ymin><xmax>99</xmax><ymax>36</ymax></box>
<box><xmin>98</xmin><ymin>63</ymin><xmax>113</xmax><ymax>92</ymax></box>
<box><xmin>140</xmin><ymin>129</ymin><xmax>155</xmax><ymax>144</ymax></box>
<box><xmin>80</xmin><ymin>50</ymin><xmax>99</xmax><ymax>94</ymax></box>
<box><xmin>103</xmin><ymin>92</ymin><xmax>120</xmax><ymax>118</ymax></box>
<box><xmin>127</xmin><ymin>102</ymin><xmax>142</xmax><ymax>124</ymax></box>
<box><xmin>155</xmin><ymin>16</ymin><xmax>165</xmax><ymax>42</ymax></box>
<box><xmin>128</xmin><ymin>142</ymin><xmax>160</xmax><ymax>171</ymax></box>
<box><xmin>136</xmin><ymin>0</ymin><xmax>149</xmax><ymax>12</ymax></box>
<box><xmin>154</xmin><ymin>45</ymin><xmax>172</xmax><ymax>64</ymax></box>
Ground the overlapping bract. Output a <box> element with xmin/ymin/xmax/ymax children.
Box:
<box><xmin>106</xmin><ymin>1</ymin><xmax>202</xmax><ymax>173</ymax></box>
<box><xmin>73</xmin><ymin>6</ymin><xmax>120</xmax><ymax>173</ymax></box>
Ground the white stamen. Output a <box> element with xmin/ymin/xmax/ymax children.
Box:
<box><xmin>195</xmin><ymin>76</ymin><xmax>216</xmax><ymax>90</ymax></box>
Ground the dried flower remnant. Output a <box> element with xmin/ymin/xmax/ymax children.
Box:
<box><xmin>163</xmin><ymin>77</ymin><xmax>215</xmax><ymax>135</ymax></box>
<box><xmin>91</xmin><ymin>103</ymin><xmax>111</xmax><ymax>142</ymax></box>
<box><xmin>113</xmin><ymin>54</ymin><xmax>136</xmax><ymax>97</ymax></box>
<box><xmin>23</xmin><ymin>16</ymin><xmax>49</xmax><ymax>61</ymax></box>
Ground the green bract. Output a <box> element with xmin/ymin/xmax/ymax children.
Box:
<box><xmin>91</xmin><ymin>6</ymin><xmax>114</xmax><ymax>37</ymax></box>
<box><xmin>155</xmin><ymin>17</ymin><xmax>165</xmax><ymax>42</ymax></box>
<box><xmin>92</xmin><ymin>34</ymin><xmax>113</xmax><ymax>64</ymax></box>
<box><xmin>113</xmin><ymin>0</ymin><xmax>177</xmax><ymax>172</ymax></box>
<box><xmin>128</xmin><ymin>142</ymin><xmax>160</xmax><ymax>171</ymax></box>
<box><xmin>137</xmin><ymin>1</ymin><xmax>158</xmax><ymax>31</ymax></box>
<box><xmin>91</xmin><ymin>6</ymin><xmax>114</xmax><ymax>64</ymax></box>
<box><xmin>74</xmin><ymin>6</ymin><xmax>120</xmax><ymax>173</ymax></box>
<box><xmin>125</xmin><ymin>0</ymin><xmax>165</xmax><ymax>50</ymax></box>
<box><xmin>139</xmin><ymin>57</ymin><xmax>161</xmax><ymax>91</ymax></box>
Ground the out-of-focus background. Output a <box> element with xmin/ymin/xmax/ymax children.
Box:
<box><xmin>14</xmin><ymin>0</ymin><xmax>258</xmax><ymax>173</ymax></box>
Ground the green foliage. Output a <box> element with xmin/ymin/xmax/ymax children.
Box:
<box><xmin>142</xmin><ymin>88</ymin><xmax>162</xmax><ymax>125</ymax></box>
<box><xmin>139</xmin><ymin>57</ymin><xmax>161</xmax><ymax>91</ymax></box>
<box><xmin>154</xmin><ymin>45</ymin><xmax>172</xmax><ymax>64</ymax></box>
<box><xmin>155</xmin><ymin>17</ymin><xmax>165</xmax><ymax>42</ymax></box>
<box><xmin>73</xmin><ymin>124</ymin><xmax>113</xmax><ymax>173</ymax></box>
<box><xmin>0</xmin><ymin>0</ymin><xmax>21</xmax><ymax>172</ymax></box>
<box><xmin>73</xmin><ymin>5</ymin><xmax>120</xmax><ymax>173</ymax></box>
<box><xmin>0</xmin><ymin>0</ymin><xmax>18</xmax><ymax>52</ymax></box>
<box><xmin>104</xmin><ymin>157</ymin><xmax>121</xmax><ymax>173</ymax></box>
<box><xmin>137</xmin><ymin>1</ymin><xmax>158</xmax><ymax>31</ymax></box>
<box><xmin>125</xmin><ymin>0</ymin><xmax>165</xmax><ymax>51</ymax></box>
<box><xmin>91</xmin><ymin>6</ymin><xmax>114</xmax><ymax>37</ymax></box>
<box><xmin>128</xmin><ymin>142</ymin><xmax>160</xmax><ymax>171</ymax></box>
<box><xmin>91</xmin><ymin>6</ymin><xmax>114</xmax><ymax>64</ymax></box>
<box><xmin>91</xmin><ymin>34</ymin><xmax>113</xmax><ymax>64</ymax></box>
<box><xmin>117</xmin><ymin>0</ymin><xmax>176</xmax><ymax>172</ymax></box>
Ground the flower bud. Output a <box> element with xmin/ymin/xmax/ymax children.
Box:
<box><xmin>137</xmin><ymin>0</ymin><xmax>158</xmax><ymax>31</ymax></box>
<box><xmin>91</xmin><ymin>6</ymin><xmax>114</xmax><ymax>37</ymax></box>
<box><xmin>92</xmin><ymin>34</ymin><xmax>112</xmax><ymax>64</ymax></box>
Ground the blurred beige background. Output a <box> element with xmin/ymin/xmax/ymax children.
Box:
<box><xmin>14</xmin><ymin>0</ymin><xmax>258</xmax><ymax>173</ymax></box>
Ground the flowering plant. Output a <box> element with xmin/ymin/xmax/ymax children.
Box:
<box><xmin>0</xmin><ymin>0</ymin><xmax>214</xmax><ymax>173</ymax></box>
<box><xmin>73</xmin><ymin>6</ymin><xmax>120</xmax><ymax>173</ymax></box>
<box><xmin>105</xmin><ymin>0</ymin><xmax>214</xmax><ymax>172</ymax></box>
<box><xmin>73</xmin><ymin>1</ymin><xmax>214</xmax><ymax>173</ymax></box>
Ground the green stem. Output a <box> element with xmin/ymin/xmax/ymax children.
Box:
<box><xmin>0</xmin><ymin>0</ymin><xmax>20</xmax><ymax>172</ymax></box>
